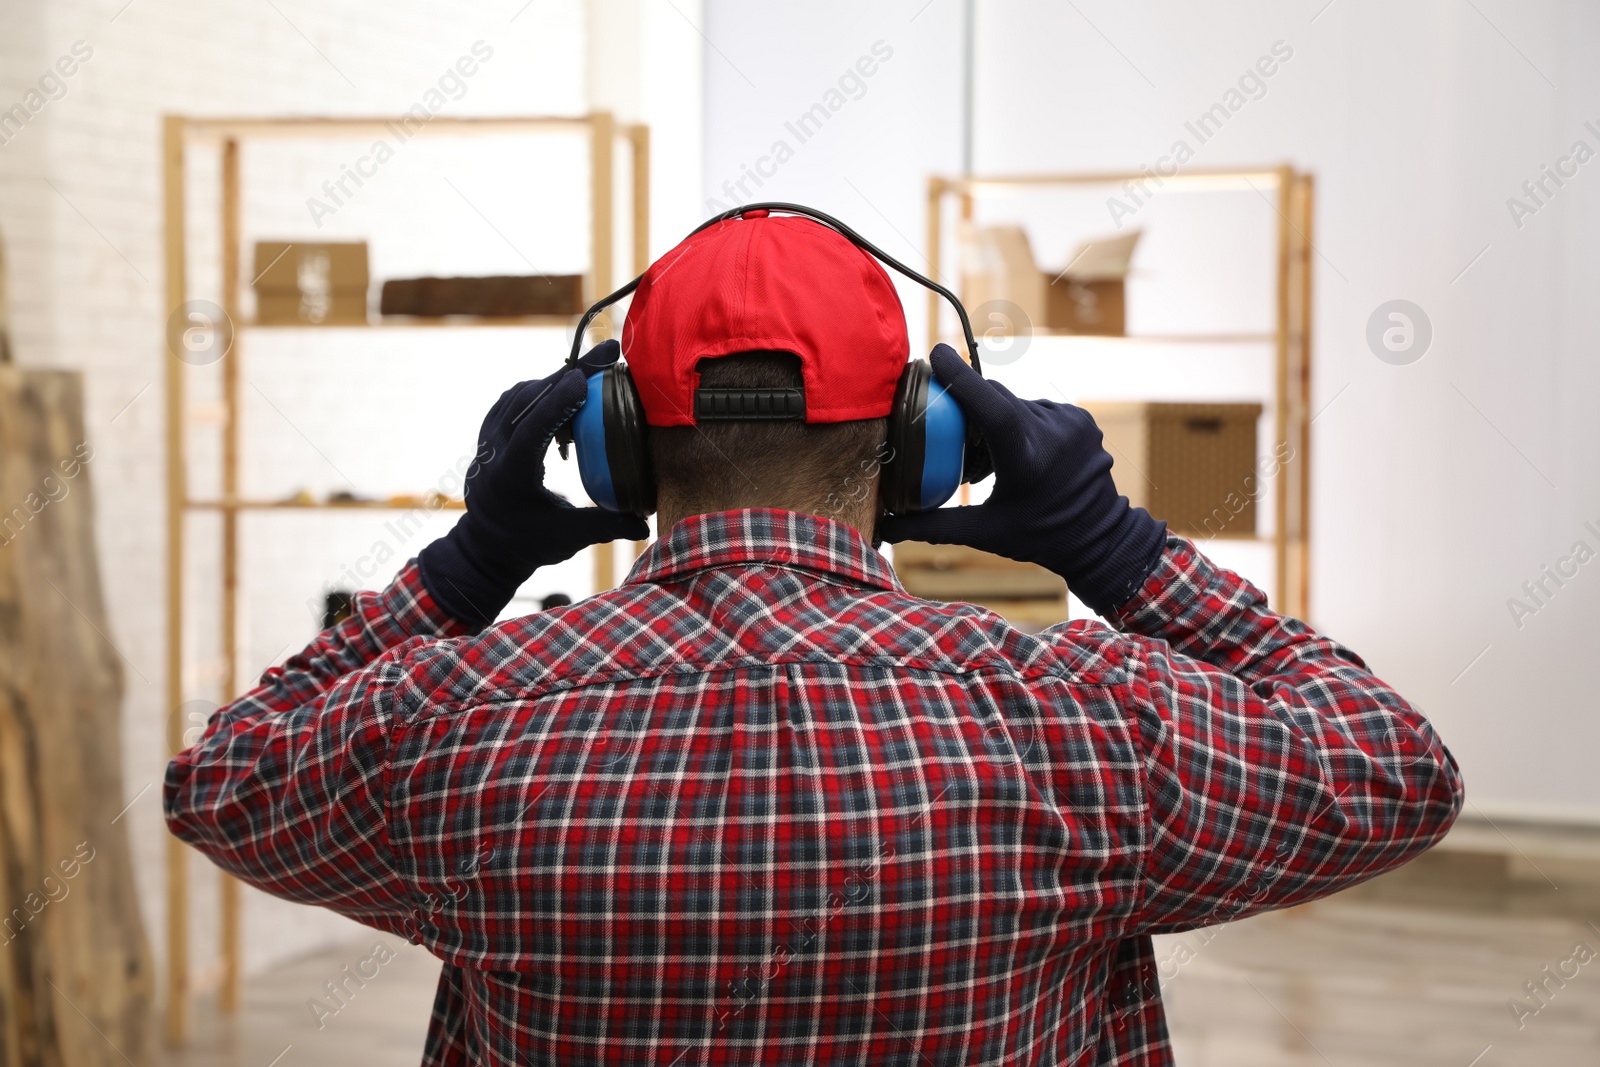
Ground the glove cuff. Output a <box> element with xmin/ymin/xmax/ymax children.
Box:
<box><xmin>1062</xmin><ymin>503</ymin><xmax>1168</xmax><ymax>617</ymax></box>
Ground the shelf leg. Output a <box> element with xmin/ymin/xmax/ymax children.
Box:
<box><xmin>1272</xmin><ymin>166</ymin><xmax>1292</xmax><ymax>615</ymax></box>
<box><xmin>218</xmin><ymin>135</ymin><xmax>243</xmax><ymax>1016</ymax></box>
<box><xmin>162</xmin><ymin>112</ymin><xmax>190</xmax><ymax>1047</ymax></box>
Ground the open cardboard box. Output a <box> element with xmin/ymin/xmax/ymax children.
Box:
<box><xmin>959</xmin><ymin>224</ymin><xmax>1141</xmax><ymax>336</ymax></box>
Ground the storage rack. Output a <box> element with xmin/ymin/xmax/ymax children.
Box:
<box><xmin>161</xmin><ymin>112</ymin><xmax>648</xmax><ymax>1042</ymax></box>
<box><xmin>926</xmin><ymin>166</ymin><xmax>1314</xmax><ymax>620</ymax></box>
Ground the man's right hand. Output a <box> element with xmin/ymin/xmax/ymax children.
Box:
<box><xmin>417</xmin><ymin>340</ymin><xmax>649</xmax><ymax>627</ymax></box>
<box><xmin>877</xmin><ymin>344</ymin><xmax>1167</xmax><ymax>616</ymax></box>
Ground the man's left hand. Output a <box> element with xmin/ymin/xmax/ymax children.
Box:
<box><xmin>418</xmin><ymin>340</ymin><xmax>649</xmax><ymax>626</ymax></box>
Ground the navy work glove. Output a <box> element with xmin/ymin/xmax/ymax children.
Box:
<box><xmin>418</xmin><ymin>340</ymin><xmax>649</xmax><ymax>626</ymax></box>
<box><xmin>878</xmin><ymin>344</ymin><xmax>1167</xmax><ymax>617</ymax></box>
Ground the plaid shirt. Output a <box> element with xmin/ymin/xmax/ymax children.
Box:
<box><xmin>166</xmin><ymin>508</ymin><xmax>1463</xmax><ymax>1066</ymax></box>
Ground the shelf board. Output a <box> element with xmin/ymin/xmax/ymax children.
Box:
<box><xmin>181</xmin><ymin>115</ymin><xmax>610</xmax><ymax>141</ymax></box>
<box><xmin>187</xmin><ymin>497</ymin><xmax>465</xmax><ymax>512</ymax></box>
<box><xmin>1186</xmin><ymin>532</ymin><xmax>1278</xmax><ymax>543</ymax></box>
<box><xmin>937</xmin><ymin>167</ymin><xmax>1286</xmax><ymax>193</ymax></box>
<box><xmin>242</xmin><ymin>315</ymin><xmax>582</xmax><ymax>330</ymax></box>
<box><xmin>976</xmin><ymin>332</ymin><xmax>1279</xmax><ymax>344</ymax></box>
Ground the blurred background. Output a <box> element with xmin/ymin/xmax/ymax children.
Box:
<box><xmin>1</xmin><ymin>1</ymin><xmax>1597</xmax><ymax>1064</ymax></box>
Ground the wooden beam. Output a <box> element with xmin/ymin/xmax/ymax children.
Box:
<box><xmin>1272</xmin><ymin>166</ymin><xmax>1292</xmax><ymax>614</ymax></box>
<box><xmin>161</xmin><ymin>113</ymin><xmax>190</xmax><ymax>1046</ymax></box>
<box><xmin>590</xmin><ymin>112</ymin><xmax>616</xmax><ymax>593</ymax></box>
<box><xmin>628</xmin><ymin>122</ymin><xmax>650</xmax><ymax>558</ymax></box>
<box><xmin>1293</xmin><ymin>172</ymin><xmax>1315</xmax><ymax>621</ymax></box>
<box><xmin>628</xmin><ymin>123</ymin><xmax>650</xmax><ymax>278</ymax></box>
<box><xmin>182</xmin><ymin>115</ymin><xmax>593</xmax><ymax>140</ymax></box>
<box><xmin>941</xmin><ymin>166</ymin><xmax>1284</xmax><ymax>191</ymax></box>
<box><xmin>218</xmin><ymin>136</ymin><xmax>242</xmax><ymax>1016</ymax></box>
<box><xmin>925</xmin><ymin>178</ymin><xmax>943</xmax><ymax>352</ymax></box>
<box><xmin>590</xmin><ymin>112</ymin><xmax>616</xmax><ymax>315</ymax></box>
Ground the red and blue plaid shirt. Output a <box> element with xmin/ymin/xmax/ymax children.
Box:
<box><xmin>166</xmin><ymin>508</ymin><xmax>1463</xmax><ymax>1066</ymax></box>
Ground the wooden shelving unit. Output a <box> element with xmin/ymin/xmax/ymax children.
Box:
<box><xmin>160</xmin><ymin>112</ymin><xmax>648</xmax><ymax>1043</ymax></box>
<box><xmin>927</xmin><ymin>166</ymin><xmax>1314</xmax><ymax>620</ymax></box>
<box><xmin>186</xmin><ymin>498</ymin><xmax>469</xmax><ymax>512</ymax></box>
<box><xmin>244</xmin><ymin>315</ymin><xmax>581</xmax><ymax>329</ymax></box>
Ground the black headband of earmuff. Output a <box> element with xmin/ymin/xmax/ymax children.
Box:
<box><xmin>563</xmin><ymin>202</ymin><xmax>984</xmax><ymax>376</ymax></box>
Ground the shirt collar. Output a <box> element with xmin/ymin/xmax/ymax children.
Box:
<box><xmin>625</xmin><ymin>508</ymin><xmax>904</xmax><ymax>593</ymax></box>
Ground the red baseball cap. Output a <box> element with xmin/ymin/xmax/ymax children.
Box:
<box><xmin>619</xmin><ymin>210</ymin><xmax>910</xmax><ymax>426</ymax></box>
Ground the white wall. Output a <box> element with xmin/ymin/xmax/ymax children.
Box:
<box><xmin>700</xmin><ymin>1</ymin><xmax>967</xmax><ymax>332</ymax></box>
<box><xmin>0</xmin><ymin>0</ymin><xmax>700</xmax><ymax>994</ymax></box>
<box><xmin>702</xmin><ymin>0</ymin><xmax>1600</xmax><ymax>823</ymax></box>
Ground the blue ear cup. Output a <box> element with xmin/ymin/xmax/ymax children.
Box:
<box><xmin>572</xmin><ymin>364</ymin><xmax>656</xmax><ymax>516</ymax></box>
<box><xmin>918</xmin><ymin>374</ymin><xmax>967</xmax><ymax>510</ymax></box>
<box><xmin>572</xmin><ymin>371</ymin><xmax>618</xmax><ymax>510</ymax></box>
<box><xmin>881</xmin><ymin>359</ymin><xmax>967</xmax><ymax>514</ymax></box>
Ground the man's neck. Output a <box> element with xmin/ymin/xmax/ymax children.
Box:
<box><xmin>656</xmin><ymin>498</ymin><xmax>879</xmax><ymax>545</ymax></box>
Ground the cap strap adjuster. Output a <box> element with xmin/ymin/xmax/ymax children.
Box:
<box><xmin>693</xmin><ymin>387</ymin><xmax>806</xmax><ymax>421</ymax></box>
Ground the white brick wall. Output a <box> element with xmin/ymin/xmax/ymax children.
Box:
<box><xmin>43</xmin><ymin>0</ymin><xmax>598</xmax><ymax>991</ymax></box>
<box><xmin>0</xmin><ymin>0</ymin><xmax>639</xmax><ymax>992</ymax></box>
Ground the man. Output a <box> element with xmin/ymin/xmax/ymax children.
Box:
<box><xmin>166</xmin><ymin>212</ymin><xmax>1463</xmax><ymax>1066</ymax></box>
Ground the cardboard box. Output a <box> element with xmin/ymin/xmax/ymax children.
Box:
<box><xmin>959</xmin><ymin>226</ymin><xmax>1140</xmax><ymax>336</ymax></box>
<box><xmin>252</xmin><ymin>241</ymin><xmax>369</xmax><ymax>326</ymax></box>
<box><xmin>958</xmin><ymin>222</ymin><xmax>1045</xmax><ymax>328</ymax></box>
<box><xmin>1046</xmin><ymin>278</ymin><xmax>1125</xmax><ymax>336</ymax></box>
<box><xmin>892</xmin><ymin>541</ymin><xmax>1067</xmax><ymax>626</ymax></box>
<box><xmin>379</xmin><ymin>274</ymin><xmax>586</xmax><ymax>318</ymax></box>
<box><xmin>1082</xmin><ymin>401</ymin><xmax>1265</xmax><ymax>537</ymax></box>
<box><xmin>1042</xmin><ymin>229</ymin><xmax>1139</xmax><ymax>335</ymax></box>
<box><xmin>254</xmin><ymin>292</ymin><xmax>369</xmax><ymax>326</ymax></box>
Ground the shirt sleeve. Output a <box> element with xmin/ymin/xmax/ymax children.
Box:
<box><xmin>1103</xmin><ymin>535</ymin><xmax>1464</xmax><ymax>933</ymax></box>
<box><xmin>163</xmin><ymin>559</ymin><xmax>474</xmax><ymax>936</ymax></box>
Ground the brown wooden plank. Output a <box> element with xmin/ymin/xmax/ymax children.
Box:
<box><xmin>590</xmin><ymin>112</ymin><xmax>617</xmax><ymax>594</ymax></box>
<box><xmin>219</xmin><ymin>135</ymin><xmax>243</xmax><ymax>1017</ymax></box>
<box><xmin>0</xmin><ymin>368</ymin><xmax>155</xmax><ymax>1066</ymax></box>
<box><xmin>162</xmin><ymin>112</ymin><xmax>191</xmax><ymax>1044</ymax></box>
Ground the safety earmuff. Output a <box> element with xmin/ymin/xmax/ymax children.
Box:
<box><xmin>881</xmin><ymin>358</ymin><xmax>968</xmax><ymax>515</ymax></box>
<box><xmin>557</xmin><ymin>203</ymin><xmax>988</xmax><ymax>519</ymax></box>
<box><xmin>571</xmin><ymin>361</ymin><xmax>656</xmax><ymax>516</ymax></box>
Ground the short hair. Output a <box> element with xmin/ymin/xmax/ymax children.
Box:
<box><xmin>648</xmin><ymin>351</ymin><xmax>888</xmax><ymax>519</ymax></box>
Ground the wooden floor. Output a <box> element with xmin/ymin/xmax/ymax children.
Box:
<box><xmin>157</xmin><ymin>830</ymin><xmax>1600</xmax><ymax>1066</ymax></box>
<box><xmin>161</xmin><ymin>936</ymin><xmax>442</xmax><ymax>1067</ymax></box>
<box><xmin>1161</xmin><ymin>844</ymin><xmax>1600</xmax><ymax>1066</ymax></box>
